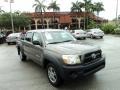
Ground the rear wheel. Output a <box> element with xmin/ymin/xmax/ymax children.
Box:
<box><xmin>19</xmin><ymin>50</ymin><xmax>27</xmax><ymax>61</ymax></box>
<box><xmin>47</xmin><ymin>63</ymin><xmax>62</xmax><ymax>87</ymax></box>
<box><xmin>7</xmin><ymin>42</ymin><xmax>10</xmax><ymax>45</ymax></box>
<box><xmin>100</xmin><ymin>36</ymin><xmax>103</xmax><ymax>39</ymax></box>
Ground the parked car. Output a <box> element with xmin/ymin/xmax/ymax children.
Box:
<box><xmin>0</xmin><ymin>33</ymin><xmax>4</xmax><ymax>44</ymax></box>
<box><xmin>6</xmin><ymin>33</ymin><xmax>20</xmax><ymax>45</ymax></box>
<box><xmin>17</xmin><ymin>29</ymin><xmax>105</xmax><ymax>87</ymax></box>
<box><xmin>72</xmin><ymin>29</ymin><xmax>87</xmax><ymax>39</ymax></box>
<box><xmin>87</xmin><ymin>28</ymin><xmax>104</xmax><ymax>39</ymax></box>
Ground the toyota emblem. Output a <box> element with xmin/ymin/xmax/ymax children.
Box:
<box><xmin>91</xmin><ymin>53</ymin><xmax>96</xmax><ymax>59</ymax></box>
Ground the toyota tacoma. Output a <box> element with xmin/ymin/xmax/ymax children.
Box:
<box><xmin>16</xmin><ymin>29</ymin><xmax>105</xmax><ymax>87</ymax></box>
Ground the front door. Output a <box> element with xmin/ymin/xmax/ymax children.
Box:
<box><xmin>31</xmin><ymin>32</ymin><xmax>44</xmax><ymax>65</ymax></box>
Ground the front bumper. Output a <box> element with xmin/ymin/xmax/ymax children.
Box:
<box><xmin>60</xmin><ymin>57</ymin><xmax>105</xmax><ymax>80</ymax></box>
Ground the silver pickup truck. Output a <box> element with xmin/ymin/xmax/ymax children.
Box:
<box><xmin>16</xmin><ymin>29</ymin><xmax>105</xmax><ymax>87</ymax></box>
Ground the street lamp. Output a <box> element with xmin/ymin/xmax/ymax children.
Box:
<box><xmin>4</xmin><ymin>0</ymin><xmax>14</xmax><ymax>33</ymax></box>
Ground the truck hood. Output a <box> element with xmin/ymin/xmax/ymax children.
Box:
<box><xmin>46</xmin><ymin>41</ymin><xmax>100</xmax><ymax>55</ymax></box>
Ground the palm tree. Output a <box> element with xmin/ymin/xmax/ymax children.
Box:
<box><xmin>47</xmin><ymin>0</ymin><xmax>60</xmax><ymax>28</ymax></box>
<box><xmin>47</xmin><ymin>1</ymin><xmax>60</xmax><ymax>12</ymax></box>
<box><xmin>14</xmin><ymin>10</ymin><xmax>21</xmax><ymax>15</ymax></box>
<box><xmin>71</xmin><ymin>1</ymin><xmax>84</xmax><ymax>12</ymax></box>
<box><xmin>83</xmin><ymin>0</ymin><xmax>93</xmax><ymax>12</ymax></box>
<box><xmin>94</xmin><ymin>2</ymin><xmax>104</xmax><ymax>17</ymax></box>
<box><xmin>83</xmin><ymin>0</ymin><xmax>93</xmax><ymax>29</ymax></box>
<box><xmin>93</xmin><ymin>2</ymin><xmax>104</xmax><ymax>27</ymax></box>
<box><xmin>33</xmin><ymin>0</ymin><xmax>46</xmax><ymax>29</ymax></box>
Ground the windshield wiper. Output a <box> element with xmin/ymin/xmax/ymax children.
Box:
<box><xmin>47</xmin><ymin>40</ymin><xmax>73</xmax><ymax>44</ymax></box>
<box><xmin>62</xmin><ymin>40</ymin><xmax>73</xmax><ymax>42</ymax></box>
<box><xmin>47</xmin><ymin>42</ymin><xmax>63</xmax><ymax>44</ymax></box>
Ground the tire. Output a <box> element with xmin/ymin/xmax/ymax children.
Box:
<box><xmin>19</xmin><ymin>50</ymin><xmax>27</xmax><ymax>61</ymax></box>
<box><xmin>7</xmin><ymin>42</ymin><xmax>10</xmax><ymax>45</ymax></box>
<box><xmin>83</xmin><ymin>37</ymin><xmax>86</xmax><ymax>40</ymax></box>
<box><xmin>90</xmin><ymin>35</ymin><xmax>95</xmax><ymax>39</ymax></box>
<box><xmin>47</xmin><ymin>63</ymin><xmax>62</xmax><ymax>87</ymax></box>
<box><xmin>0</xmin><ymin>40</ymin><xmax>1</xmax><ymax>44</ymax></box>
<box><xmin>100</xmin><ymin>36</ymin><xmax>103</xmax><ymax>39</ymax></box>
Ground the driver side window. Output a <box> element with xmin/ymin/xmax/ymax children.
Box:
<box><xmin>32</xmin><ymin>32</ymin><xmax>42</xmax><ymax>42</ymax></box>
<box><xmin>25</xmin><ymin>32</ymin><xmax>33</xmax><ymax>42</ymax></box>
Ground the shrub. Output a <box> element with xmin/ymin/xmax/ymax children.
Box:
<box><xmin>100</xmin><ymin>23</ymin><xmax>117</xmax><ymax>34</ymax></box>
<box><xmin>114</xmin><ymin>28</ymin><xmax>120</xmax><ymax>34</ymax></box>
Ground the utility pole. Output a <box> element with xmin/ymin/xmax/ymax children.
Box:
<box><xmin>5</xmin><ymin>0</ymin><xmax>14</xmax><ymax>33</ymax></box>
<box><xmin>10</xmin><ymin>1</ymin><xmax>14</xmax><ymax>33</ymax></box>
<box><xmin>116</xmin><ymin>0</ymin><xmax>118</xmax><ymax>25</ymax></box>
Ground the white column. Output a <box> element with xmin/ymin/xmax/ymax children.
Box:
<box><xmin>45</xmin><ymin>19</ymin><xmax>50</xmax><ymax>29</ymax></box>
<box><xmin>58</xmin><ymin>24</ymin><xmax>60</xmax><ymax>29</ymax></box>
<box><xmin>29</xmin><ymin>24</ymin><xmax>31</xmax><ymax>30</ymax></box>
<box><xmin>35</xmin><ymin>20</ymin><xmax>38</xmax><ymax>30</ymax></box>
<box><xmin>77</xmin><ymin>18</ymin><xmax>81</xmax><ymax>29</ymax></box>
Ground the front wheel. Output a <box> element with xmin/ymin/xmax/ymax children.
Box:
<box><xmin>91</xmin><ymin>35</ymin><xmax>95</xmax><ymax>39</ymax></box>
<box><xmin>19</xmin><ymin>50</ymin><xmax>27</xmax><ymax>61</ymax></box>
<box><xmin>47</xmin><ymin>63</ymin><xmax>62</xmax><ymax>87</ymax></box>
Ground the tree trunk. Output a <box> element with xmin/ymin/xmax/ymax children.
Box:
<box><xmin>97</xmin><ymin>12</ymin><xmax>99</xmax><ymax>27</ymax></box>
<box><xmin>41</xmin><ymin>11</ymin><xmax>44</xmax><ymax>29</ymax></box>
<box><xmin>53</xmin><ymin>9</ymin><xmax>55</xmax><ymax>29</ymax></box>
<box><xmin>19</xmin><ymin>26</ymin><xmax>21</xmax><ymax>32</ymax></box>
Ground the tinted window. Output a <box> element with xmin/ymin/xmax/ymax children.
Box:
<box><xmin>32</xmin><ymin>33</ymin><xmax>42</xmax><ymax>42</ymax></box>
<box><xmin>20</xmin><ymin>32</ymin><xmax>26</xmax><ymax>40</ymax></box>
<box><xmin>25</xmin><ymin>32</ymin><xmax>33</xmax><ymax>42</ymax></box>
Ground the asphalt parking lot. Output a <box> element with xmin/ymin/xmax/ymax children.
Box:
<box><xmin>0</xmin><ymin>35</ymin><xmax>120</xmax><ymax>90</ymax></box>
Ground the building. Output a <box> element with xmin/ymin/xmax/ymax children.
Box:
<box><xmin>24</xmin><ymin>12</ymin><xmax>107</xmax><ymax>30</ymax></box>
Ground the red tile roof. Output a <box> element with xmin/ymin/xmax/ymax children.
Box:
<box><xmin>24</xmin><ymin>12</ymin><xmax>107</xmax><ymax>22</ymax></box>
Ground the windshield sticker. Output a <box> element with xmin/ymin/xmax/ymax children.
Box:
<box><xmin>45</xmin><ymin>33</ymin><xmax>53</xmax><ymax>40</ymax></box>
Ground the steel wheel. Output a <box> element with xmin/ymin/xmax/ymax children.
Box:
<box><xmin>48</xmin><ymin>66</ymin><xmax>57</xmax><ymax>83</ymax></box>
<box><xmin>47</xmin><ymin>63</ymin><xmax>62</xmax><ymax>87</ymax></box>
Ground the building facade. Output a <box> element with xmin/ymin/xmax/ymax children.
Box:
<box><xmin>24</xmin><ymin>12</ymin><xmax>107</xmax><ymax>30</ymax></box>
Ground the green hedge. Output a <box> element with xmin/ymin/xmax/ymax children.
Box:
<box><xmin>114</xmin><ymin>28</ymin><xmax>120</xmax><ymax>34</ymax></box>
<box><xmin>100</xmin><ymin>23</ymin><xmax>117</xmax><ymax>34</ymax></box>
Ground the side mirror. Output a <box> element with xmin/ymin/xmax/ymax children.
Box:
<box><xmin>32</xmin><ymin>40</ymin><xmax>43</xmax><ymax>46</ymax></box>
<box><xmin>25</xmin><ymin>38</ymin><xmax>31</xmax><ymax>42</ymax></box>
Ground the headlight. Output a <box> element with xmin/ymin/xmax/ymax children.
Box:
<box><xmin>62</xmin><ymin>55</ymin><xmax>81</xmax><ymax>65</ymax></box>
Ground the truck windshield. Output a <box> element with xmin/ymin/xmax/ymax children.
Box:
<box><xmin>43</xmin><ymin>31</ymin><xmax>76</xmax><ymax>44</ymax></box>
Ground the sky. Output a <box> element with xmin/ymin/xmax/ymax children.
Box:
<box><xmin>0</xmin><ymin>0</ymin><xmax>119</xmax><ymax>20</ymax></box>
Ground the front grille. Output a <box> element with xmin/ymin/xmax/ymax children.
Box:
<box><xmin>83</xmin><ymin>50</ymin><xmax>101</xmax><ymax>64</ymax></box>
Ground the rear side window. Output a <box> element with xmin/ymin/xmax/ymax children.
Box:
<box><xmin>25</xmin><ymin>32</ymin><xmax>33</xmax><ymax>42</ymax></box>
